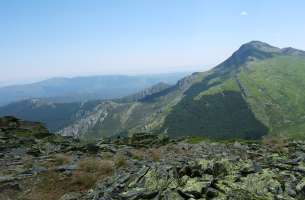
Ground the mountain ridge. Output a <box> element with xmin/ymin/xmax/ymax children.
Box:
<box><xmin>1</xmin><ymin>41</ymin><xmax>305</xmax><ymax>140</ymax></box>
<box><xmin>0</xmin><ymin>73</ymin><xmax>189</xmax><ymax>106</ymax></box>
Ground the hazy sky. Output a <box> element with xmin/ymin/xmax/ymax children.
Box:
<box><xmin>1</xmin><ymin>0</ymin><xmax>305</xmax><ymax>84</ymax></box>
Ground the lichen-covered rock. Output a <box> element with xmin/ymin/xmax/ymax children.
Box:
<box><xmin>2</xmin><ymin>117</ymin><xmax>305</xmax><ymax>200</ymax></box>
<box><xmin>296</xmin><ymin>177</ymin><xmax>305</xmax><ymax>198</ymax></box>
<box><xmin>181</xmin><ymin>177</ymin><xmax>205</xmax><ymax>197</ymax></box>
<box><xmin>59</xmin><ymin>192</ymin><xmax>82</xmax><ymax>200</ymax></box>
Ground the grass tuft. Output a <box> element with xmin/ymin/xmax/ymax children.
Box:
<box><xmin>114</xmin><ymin>154</ymin><xmax>128</xmax><ymax>168</ymax></box>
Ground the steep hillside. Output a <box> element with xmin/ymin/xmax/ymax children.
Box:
<box><xmin>120</xmin><ymin>82</ymin><xmax>172</xmax><ymax>102</ymax></box>
<box><xmin>57</xmin><ymin>72</ymin><xmax>205</xmax><ymax>139</ymax></box>
<box><xmin>162</xmin><ymin>42</ymin><xmax>305</xmax><ymax>139</ymax></box>
<box><xmin>58</xmin><ymin>41</ymin><xmax>305</xmax><ymax>139</ymax></box>
<box><xmin>0</xmin><ymin>99</ymin><xmax>101</xmax><ymax>132</ymax></box>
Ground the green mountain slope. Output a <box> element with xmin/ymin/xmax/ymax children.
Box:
<box><xmin>162</xmin><ymin>41</ymin><xmax>305</xmax><ymax>139</ymax></box>
<box><xmin>2</xmin><ymin>41</ymin><xmax>305</xmax><ymax>140</ymax></box>
<box><xmin>0</xmin><ymin>99</ymin><xmax>102</xmax><ymax>132</ymax></box>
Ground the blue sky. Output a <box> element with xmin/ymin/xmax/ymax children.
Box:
<box><xmin>1</xmin><ymin>0</ymin><xmax>305</xmax><ymax>84</ymax></box>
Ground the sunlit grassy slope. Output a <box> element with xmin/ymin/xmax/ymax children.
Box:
<box><xmin>162</xmin><ymin>43</ymin><xmax>305</xmax><ymax>139</ymax></box>
<box><xmin>239</xmin><ymin>55</ymin><xmax>305</xmax><ymax>138</ymax></box>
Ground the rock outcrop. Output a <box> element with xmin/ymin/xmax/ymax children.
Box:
<box><xmin>80</xmin><ymin>141</ymin><xmax>305</xmax><ymax>200</ymax></box>
<box><xmin>1</xmin><ymin>116</ymin><xmax>305</xmax><ymax>200</ymax></box>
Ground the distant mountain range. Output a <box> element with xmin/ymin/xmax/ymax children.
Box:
<box><xmin>1</xmin><ymin>41</ymin><xmax>305</xmax><ymax>140</ymax></box>
<box><xmin>0</xmin><ymin>73</ymin><xmax>189</xmax><ymax>106</ymax></box>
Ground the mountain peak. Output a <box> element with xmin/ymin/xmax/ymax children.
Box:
<box><xmin>281</xmin><ymin>47</ymin><xmax>305</xmax><ymax>56</ymax></box>
<box><xmin>241</xmin><ymin>41</ymin><xmax>305</xmax><ymax>56</ymax></box>
<box><xmin>215</xmin><ymin>41</ymin><xmax>282</xmax><ymax>72</ymax></box>
<box><xmin>239</xmin><ymin>41</ymin><xmax>281</xmax><ymax>53</ymax></box>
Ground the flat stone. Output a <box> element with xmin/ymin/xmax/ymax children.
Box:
<box><xmin>120</xmin><ymin>187</ymin><xmax>147</xmax><ymax>198</ymax></box>
<box><xmin>181</xmin><ymin>177</ymin><xmax>207</xmax><ymax>198</ymax></box>
<box><xmin>31</xmin><ymin>166</ymin><xmax>48</xmax><ymax>174</ymax></box>
<box><xmin>0</xmin><ymin>176</ymin><xmax>15</xmax><ymax>184</ymax></box>
<box><xmin>56</xmin><ymin>164</ymin><xmax>77</xmax><ymax>172</ymax></box>
<box><xmin>59</xmin><ymin>192</ymin><xmax>82</xmax><ymax>200</ymax></box>
<box><xmin>206</xmin><ymin>187</ymin><xmax>218</xmax><ymax>198</ymax></box>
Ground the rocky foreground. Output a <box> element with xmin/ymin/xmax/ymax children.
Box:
<box><xmin>1</xmin><ymin>117</ymin><xmax>305</xmax><ymax>200</ymax></box>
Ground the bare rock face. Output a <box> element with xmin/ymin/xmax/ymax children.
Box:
<box><xmin>57</xmin><ymin>103</ymin><xmax>111</xmax><ymax>138</ymax></box>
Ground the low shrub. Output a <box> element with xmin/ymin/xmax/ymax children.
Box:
<box><xmin>114</xmin><ymin>154</ymin><xmax>127</xmax><ymax>168</ymax></box>
<box><xmin>186</xmin><ymin>136</ymin><xmax>207</xmax><ymax>144</ymax></box>
<box><xmin>77</xmin><ymin>158</ymin><xmax>114</xmax><ymax>174</ymax></box>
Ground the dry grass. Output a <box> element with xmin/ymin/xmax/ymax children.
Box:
<box><xmin>24</xmin><ymin>171</ymin><xmax>72</xmax><ymax>200</ymax></box>
<box><xmin>23</xmin><ymin>158</ymin><xmax>34</xmax><ymax>169</ymax></box>
<box><xmin>262</xmin><ymin>135</ymin><xmax>289</xmax><ymax>153</ymax></box>
<box><xmin>130</xmin><ymin>149</ymin><xmax>146</xmax><ymax>160</ymax></box>
<box><xmin>71</xmin><ymin>171</ymin><xmax>98</xmax><ymax>189</ymax></box>
<box><xmin>53</xmin><ymin>153</ymin><xmax>72</xmax><ymax>166</ymax></box>
<box><xmin>77</xmin><ymin>158</ymin><xmax>114</xmax><ymax>174</ymax></box>
<box><xmin>130</xmin><ymin>148</ymin><xmax>161</xmax><ymax>162</ymax></box>
<box><xmin>101</xmin><ymin>152</ymin><xmax>114</xmax><ymax>159</ymax></box>
<box><xmin>165</xmin><ymin>144</ymin><xmax>186</xmax><ymax>155</ymax></box>
<box><xmin>150</xmin><ymin>148</ymin><xmax>161</xmax><ymax>162</ymax></box>
<box><xmin>25</xmin><ymin>158</ymin><xmax>114</xmax><ymax>200</ymax></box>
<box><xmin>72</xmin><ymin>158</ymin><xmax>114</xmax><ymax>191</ymax></box>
